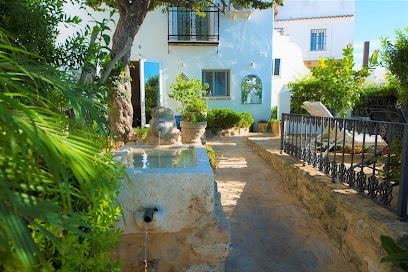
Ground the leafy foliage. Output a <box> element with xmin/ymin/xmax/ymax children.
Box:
<box><xmin>0</xmin><ymin>0</ymin><xmax>68</xmax><ymax>63</ymax></box>
<box><xmin>169</xmin><ymin>74</ymin><xmax>209</xmax><ymax>123</ymax></box>
<box><xmin>145</xmin><ymin>76</ymin><xmax>159</xmax><ymax>123</ymax></box>
<box><xmin>56</xmin><ymin>7</ymin><xmax>116</xmax><ymax>84</ymax></box>
<box><xmin>207</xmin><ymin>108</ymin><xmax>242</xmax><ymax>130</ymax></box>
<box><xmin>207</xmin><ymin>108</ymin><xmax>254</xmax><ymax>132</ymax></box>
<box><xmin>381</xmin><ymin>27</ymin><xmax>408</xmax><ymax>116</ymax></box>
<box><xmin>288</xmin><ymin>44</ymin><xmax>374</xmax><ymax>117</ymax></box>
<box><xmin>380</xmin><ymin>235</ymin><xmax>408</xmax><ymax>271</ymax></box>
<box><xmin>271</xmin><ymin>105</ymin><xmax>278</xmax><ymax>120</ymax></box>
<box><xmin>0</xmin><ymin>30</ymin><xmax>122</xmax><ymax>272</ymax></box>
<box><xmin>379</xmin><ymin>140</ymin><xmax>403</xmax><ymax>182</ymax></box>
<box><xmin>352</xmin><ymin>85</ymin><xmax>399</xmax><ymax>116</ymax></box>
<box><xmin>205</xmin><ymin>145</ymin><xmax>220</xmax><ymax>169</ymax></box>
<box><xmin>238</xmin><ymin>112</ymin><xmax>255</xmax><ymax>128</ymax></box>
<box><xmin>85</xmin><ymin>0</ymin><xmax>283</xmax><ymax>13</ymax></box>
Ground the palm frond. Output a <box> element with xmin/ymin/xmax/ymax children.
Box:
<box><xmin>0</xmin><ymin>30</ymin><xmax>123</xmax><ymax>270</ymax></box>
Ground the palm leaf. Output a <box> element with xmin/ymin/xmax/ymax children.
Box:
<box><xmin>0</xmin><ymin>30</ymin><xmax>122</xmax><ymax>270</ymax></box>
<box><xmin>380</xmin><ymin>235</ymin><xmax>408</xmax><ymax>271</ymax></box>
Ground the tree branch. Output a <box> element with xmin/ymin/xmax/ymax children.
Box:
<box><xmin>98</xmin><ymin>37</ymin><xmax>132</xmax><ymax>84</ymax></box>
<box><xmin>79</xmin><ymin>29</ymin><xmax>99</xmax><ymax>83</ymax></box>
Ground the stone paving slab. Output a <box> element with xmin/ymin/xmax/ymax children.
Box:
<box><xmin>206</xmin><ymin>134</ymin><xmax>355</xmax><ymax>272</ymax></box>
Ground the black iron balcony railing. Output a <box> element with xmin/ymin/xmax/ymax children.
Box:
<box><xmin>168</xmin><ymin>6</ymin><xmax>220</xmax><ymax>44</ymax></box>
<box><xmin>280</xmin><ymin>112</ymin><xmax>408</xmax><ymax>220</ymax></box>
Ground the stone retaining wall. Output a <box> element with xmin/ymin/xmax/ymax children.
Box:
<box><xmin>247</xmin><ymin>138</ymin><xmax>407</xmax><ymax>272</ymax></box>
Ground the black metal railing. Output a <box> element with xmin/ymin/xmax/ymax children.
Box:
<box><xmin>168</xmin><ymin>6</ymin><xmax>220</xmax><ymax>44</ymax></box>
<box><xmin>280</xmin><ymin>113</ymin><xmax>408</xmax><ymax>220</ymax></box>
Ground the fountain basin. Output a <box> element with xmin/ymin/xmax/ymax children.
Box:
<box><xmin>115</xmin><ymin>144</ymin><xmax>215</xmax><ymax>233</ymax></box>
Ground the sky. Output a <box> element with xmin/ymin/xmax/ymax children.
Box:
<box><xmin>354</xmin><ymin>0</ymin><xmax>408</xmax><ymax>68</ymax></box>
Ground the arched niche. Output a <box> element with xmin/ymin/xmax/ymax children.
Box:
<box><xmin>241</xmin><ymin>75</ymin><xmax>262</xmax><ymax>104</ymax></box>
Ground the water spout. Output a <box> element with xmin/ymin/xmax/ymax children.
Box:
<box><xmin>142</xmin><ymin>150</ymin><xmax>150</xmax><ymax>169</ymax></box>
<box><xmin>151</xmin><ymin>259</ymin><xmax>159</xmax><ymax>272</ymax></box>
<box><xmin>143</xmin><ymin>207</ymin><xmax>158</xmax><ymax>223</ymax></box>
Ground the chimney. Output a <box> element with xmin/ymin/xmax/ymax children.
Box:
<box><xmin>362</xmin><ymin>41</ymin><xmax>370</xmax><ymax>68</ymax></box>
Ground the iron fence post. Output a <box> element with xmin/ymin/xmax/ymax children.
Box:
<box><xmin>280</xmin><ymin>114</ymin><xmax>285</xmax><ymax>152</ymax></box>
<box><xmin>397</xmin><ymin>124</ymin><xmax>408</xmax><ymax>220</ymax></box>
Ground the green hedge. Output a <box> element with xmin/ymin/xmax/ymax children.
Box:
<box><xmin>353</xmin><ymin>85</ymin><xmax>399</xmax><ymax>116</ymax></box>
<box><xmin>207</xmin><ymin>108</ymin><xmax>254</xmax><ymax>131</ymax></box>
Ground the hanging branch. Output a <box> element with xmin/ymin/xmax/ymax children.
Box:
<box><xmin>98</xmin><ymin>37</ymin><xmax>132</xmax><ymax>84</ymax></box>
<box><xmin>79</xmin><ymin>29</ymin><xmax>99</xmax><ymax>84</ymax></box>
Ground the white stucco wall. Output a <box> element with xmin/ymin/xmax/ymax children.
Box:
<box><xmin>276</xmin><ymin>0</ymin><xmax>355</xmax><ymax>18</ymax></box>
<box><xmin>275</xmin><ymin>0</ymin><xmax>355</xmax><ymax>61</ymax></box>
<box><xmin>57</xmin><ymin>3</ymin><xmax>116</xmax><ymax>46</ymax></box>
<box><xmin>272</xmin><ymin>30</ymin><xmax>309</xmax><ymax>113</ymax></box>
<box><xmin>131</xmin><ymin>7</ymin><xmax>274</xmax><ymax>124</ymax></box>
<box><xmin>59</xmin><ymin>4</ymin><xmax>276</xmax><ymax>124</ymax></box>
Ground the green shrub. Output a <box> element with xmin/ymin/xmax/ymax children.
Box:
<box><xmin>238</xmin><ymin>111</ymin><xmax>255</xmax><ymax>128</ymax></box>
<box><xmin>207</xmin><ymin>108</ymin><xmax>254</xmax><ymax>131</ymax></box>
<box><xmin>288</xmin><ymin>79</ymin><xmax>324</xmax><ymax>114</ymax></box>
<box><xmin>353</xmin><ymin>85</ymin><xmax>399</xmax><ymax>116</ymax></box>
<box><xmin>207</xmin><ymin>108</ymin><xmax>241</xmax><ymax>129</ymax></box>
<box><xmin>134</xmin><ymin>126</ymin><xmax>149</xmax><ymax>141</ymax></box>
<box><xmin>271</xmin><ymin>105</ymin><xmax>278</xmax><ymax>120</ymax></box>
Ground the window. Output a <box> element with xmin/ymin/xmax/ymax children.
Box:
<box><xmin>273</xmin><ymin>58</ymin><xmax>281</xmax><ymax>76</ymax></box>
<box><xmin>168</xmin><ymin>6</ymin><xmax>219</xmax><ymax>43</ymax></box>
<box><xmin>202</xmin><ymin>70</ymin><xmax>230</xmax><ymax>97</ymax></box>
<box><xmin>310</xmin><ymin>29</ymin><xmax>326</xmax><ymax>51</ymax></box>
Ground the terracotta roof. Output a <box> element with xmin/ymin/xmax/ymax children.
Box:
<box><xmin>275</xmin><ymin>14</ymin><xmax>354</xmax><ymax>22</ymax></box>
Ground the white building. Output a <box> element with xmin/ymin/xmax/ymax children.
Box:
<box><xmin>274</xmin><ymin>0</ymin><xmax>355</xmax><ymax>68</ymax></box>
<box><xmin>272</xmin><ymin>30</ymin><xmax>309</xmax><ymax>119</ymax></box>
<box><xmin>130</xmin><ymin>4</ymin><xmax>275</xmax><ymax>128</ymax></box>
<box><xmin>60</xmin><ymin>0</ymin><xmax>354</xmax><ymax>128</ymax></box>
<box><xmin>60</xmin><ymin>3</ymin><xmax>278</xmax><ymax>128</ymax></box>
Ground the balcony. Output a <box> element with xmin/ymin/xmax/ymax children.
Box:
<box><xmin>168</xmin><ymin>6</ymin><xmax>220</xmax><ymax>45</ymax></box>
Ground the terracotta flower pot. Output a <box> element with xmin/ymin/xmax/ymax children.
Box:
<box><xmin>270</xmin><ymin>121</ymin><xmax>280</xmax><ymax>136</ymax></box>
<box><xmin>257</xmin><ymin>122</ymin><xmax>268</xmax><ymax>133</ymax></box>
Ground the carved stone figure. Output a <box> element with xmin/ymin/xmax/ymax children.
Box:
<box><xmin>144</xmin><ymin>107</ymin><xmax>181</xmax><ymax>145</ymax></box>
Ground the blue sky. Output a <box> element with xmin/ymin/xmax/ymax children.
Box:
<box><xmin>354</xmin><ymin>0</ymin><xmax>408</xmax><ymax>67</ymax></box>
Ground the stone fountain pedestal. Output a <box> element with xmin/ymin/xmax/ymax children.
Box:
<box><xmin>118</xmin><ymin>185</ymin><xmax>229</xmax><ymax>272</ymax></box>
<box><xmin>115</xmin><ymin>143</ymin><xmax>230</xmax><ymax>271</ymax></box>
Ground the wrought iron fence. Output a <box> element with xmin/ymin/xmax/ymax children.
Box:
<box><xmin>280</xmin><ymin>113</ymin><xmax>408</xmax><ymax>220</ymax></box>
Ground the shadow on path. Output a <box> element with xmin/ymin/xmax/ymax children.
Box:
<box><xmin>207</xmin><ymin>135</ymin><xmax>354</xmax><ymax>272</ymax></box>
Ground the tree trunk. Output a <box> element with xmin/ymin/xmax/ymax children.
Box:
<box><xmin>109</xmin><ymin>0</ymin><xmax>150</xmax><ymax>140</ymax></box>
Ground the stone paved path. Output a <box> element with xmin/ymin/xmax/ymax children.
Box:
<box><xmin>206</xmin><ymin>135</ymin><xmax>354</xmax><ymax>272</ymax></box>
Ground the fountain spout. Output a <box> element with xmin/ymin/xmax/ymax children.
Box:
<box><xmin>143</xmin><ymin>207</ymin><xmax>158</xmax><ymax>223</ymax></box>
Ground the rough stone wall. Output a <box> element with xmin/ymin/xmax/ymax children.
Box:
<box><xmin>247</xmin><ymin>139</ymin><xmax>407</xmax><ymax>272</ymax></box>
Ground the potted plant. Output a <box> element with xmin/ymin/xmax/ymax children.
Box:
<box><xmin>257</xmin><ymin>120</ymin><xmax>268</xmax><ymax>133</ymax></box>
<box><xmin>169</xmin><ymin>74</ymin><xmax>209</xmax><ymax>144</ymax></box>
<box><xmin>269</xmin><ymin>119</ymin><xmax>280</xmax><ymax>136</ymax></box>
<box><xmin>269</xmin><ymin>105</ymin><xmax>281</xmax><ymax>136</ymax></box>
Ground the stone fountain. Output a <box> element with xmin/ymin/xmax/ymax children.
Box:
<box><xmin>115</xmin><ymin>107</ymin><xmax>230</xmax><ymax>272</ymax></box>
